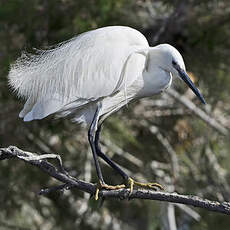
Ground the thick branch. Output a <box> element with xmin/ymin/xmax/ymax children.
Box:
<box><xmin>1</xmin><ymin>146</ymin><xmax>230</xmax><ymax>215</ymax></box>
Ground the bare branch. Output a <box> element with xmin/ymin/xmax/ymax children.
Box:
<box><xmin>149</xmin><ymin>125</ymin><xmax>179</xmax><ymax>180</ymax></box>
<box><xmin>1</xmin><ymin>146</ymin><xmax>230</xmax><ymax>215</ymax></box>
<box><xmin>166</xmin><ymin>88</ymin><xmax>229</xmax><ymax>135</ymax></box>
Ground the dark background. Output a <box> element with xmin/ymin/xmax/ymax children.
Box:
<box><xmin>0</xmin><ymin>0</ymin><xmax>230</xmax><ymax>229</ymax></box>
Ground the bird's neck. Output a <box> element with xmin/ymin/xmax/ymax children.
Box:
<box><xmin>136</xmin><ymin>67</ymin><xmax>172</xmax><ymax>98</ymax></box>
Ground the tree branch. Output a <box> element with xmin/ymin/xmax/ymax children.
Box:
<box><xmin>1</xmin><ymin>146</ymin><xmax>230</xmax><ymax>215</ymax></box>
<box><xmin>166</xmin><ymin>88</ymin><xmax>229</xmax><ymax>135</ymax></box>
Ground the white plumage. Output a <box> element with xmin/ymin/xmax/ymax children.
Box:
<box><xmin>8</xmin><ymin>26</ymin><xmax>204</xmax><ymax>125</ymax></box>
<box><xmin>8</xmin><ymin>26</ymin><xmax>206</xmax><ymax>195</ymax></box>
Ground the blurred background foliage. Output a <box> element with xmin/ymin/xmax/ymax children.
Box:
<box><xmin>0</xmin><ymin>0</ymin><xmax>230</xmax><ymax>229</ymax></box>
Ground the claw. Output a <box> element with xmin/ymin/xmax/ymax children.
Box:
<box><xmin>94</xmin><ymin>178</ymin><xmax>163</xmax><ymax>200</ymax></box>
<box><xmin>95</xmin><ymin>187</ymin><xmax>100</xmax><ymax>200</ymax></box>
<box><xmin>128</xmin><ymin>177</ymin><xmax>134</xmax><ymax>193</ymax></box>
<box><xmin>145</xmin><ymin>182</ymin><xmax>164</xmax><ymax>190</ymax></box>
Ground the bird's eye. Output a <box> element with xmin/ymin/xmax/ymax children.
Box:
<box><xmin>172</xmin><ymin>60</ymin><xmax>177</xmax><ymax>66</ymax></box>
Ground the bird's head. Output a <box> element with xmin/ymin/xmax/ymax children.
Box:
<box><xmin>149</xmin><ymin>44</ymin><xmax>206</xmax><ymax>104</ymax></box>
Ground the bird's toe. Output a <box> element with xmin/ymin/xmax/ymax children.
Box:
<box><xmin>127</xmin><ymin>177</ymin><xmax>164</xmax><ymax>195</ymax></box>
<box><xmin>94</xmin><ymin>181</ymin><xmax>126</xmax><ymax>200</ymax></box>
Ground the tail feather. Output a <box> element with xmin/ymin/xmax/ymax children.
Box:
<box><xmin>22</xmin><ymin>98</ymin><xmax>65</xmax><ymax>121</ymax></box>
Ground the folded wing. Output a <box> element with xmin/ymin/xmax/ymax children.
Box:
<box><xmin>8</xmin><ymin>26</ymin><xmax>149</xmax><ymax>121</ymax></box>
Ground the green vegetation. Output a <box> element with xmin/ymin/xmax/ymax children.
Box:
<box><xmin>0</xmin><ymin>0</ymin><xmax>230</xmax><ymax>229</ymax></box>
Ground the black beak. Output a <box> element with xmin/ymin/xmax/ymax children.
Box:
<box><xmin>177</xmin><ymin>68</ymin><xmax>206</xmax><ymax>104</ymax></box>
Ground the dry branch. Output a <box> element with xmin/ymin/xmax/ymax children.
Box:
<box><xmin>1</xmin><ymin>146</ymin><xmax>230</xmax><ymax>215</ymax></box>
<box><xmin>167</xmin><ymin>88</ymin><xmax>229</xmax><ymax>135</ymax></box>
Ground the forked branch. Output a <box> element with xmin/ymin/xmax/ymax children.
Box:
<box><xmin>1</xmin><ymin>146</ymin><xmax>230</xmax><ymax>215</ymax></box>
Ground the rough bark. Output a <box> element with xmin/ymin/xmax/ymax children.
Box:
<box><xmin>1</xmin><ymin>146</ymin><xmax>230</xmax><ymax>215</ymax></box>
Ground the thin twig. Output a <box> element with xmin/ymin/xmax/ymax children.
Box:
<box><xmin>1</xmin><ymin>146</ymin><xmax>230</xmax><ymax>215</ymax></box>
<box><xmin>167</xmin><ymin>88</ymin><xmax>229</xmax><ymax>135</ymax></box>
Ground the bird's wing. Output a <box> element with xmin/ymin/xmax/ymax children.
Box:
<box><xmin>9</xmin><ymin>26</ymin><xmax>149</xmax><ymax>102</ymax></box>
<box><xmin>8</xmin><ymin>26</ymin><xmax>149</xmax><ymax>120</ymax></box>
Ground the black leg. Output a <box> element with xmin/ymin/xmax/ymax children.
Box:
<box><xmin>95</xmin><ymin>124</ymin><xmax>129</xmax><ymax>182</ymax></box>
<box><xmin>92</xmin><ymin>117</ymin><xmax>164</xmax><ymax>197</ymax></box>
<box><xmin>88</xmin><ymin>106</ymin><xmax>105</xmax><ymax>184</ymax></box>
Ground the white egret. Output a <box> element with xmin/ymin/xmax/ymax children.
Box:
<box><xmin>8</xmin><ymin>26</ymin><xmax>205</xmax><ymax>199</ymax></box>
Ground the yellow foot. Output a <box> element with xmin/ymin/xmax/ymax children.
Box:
<box><xmin>128</xmin><ymin>177</ymin><xmax>164</xmax><ymax>194</ymax></box>
<box><xmin>95</xmin><ymin>181</ymin><xmax>126</xmax><ymax>200</ymax></box>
